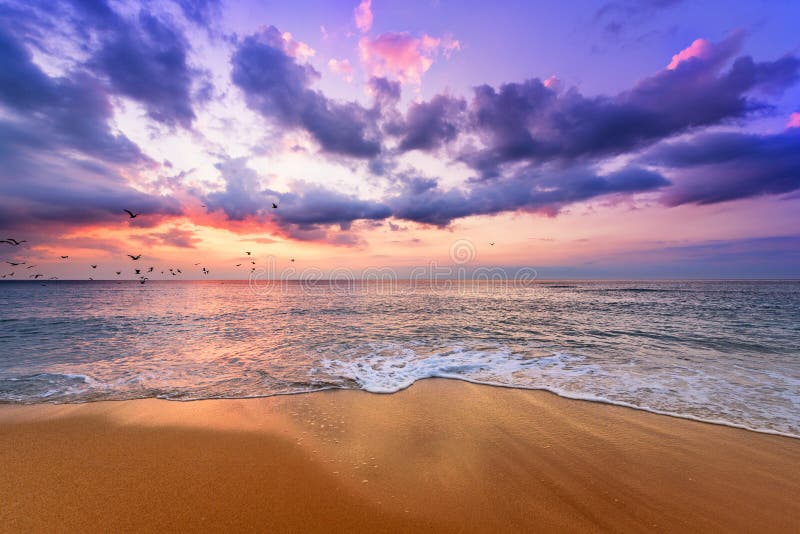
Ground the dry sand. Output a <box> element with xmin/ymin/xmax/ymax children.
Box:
<box><xmin>1</xmin><ymin>379</ymin><xmax>799</xmax><ymax>532</ymax></box>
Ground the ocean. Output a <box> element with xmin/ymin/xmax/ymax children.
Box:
<box><xmin>1</xmin><ymin>279</ymin><xmax>798</xmax><ymax>437</ymax></box>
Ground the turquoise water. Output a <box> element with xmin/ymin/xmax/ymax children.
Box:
<box><xmin>1</xmin><ymin>280</ymin><xmax>798</xmax><ymax>437</ymax></box>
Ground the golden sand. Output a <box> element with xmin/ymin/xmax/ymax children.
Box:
<box><xmin>1</xmin><ymin>379</ymin><xmax>799</xmax><ymax>532</ymax></box>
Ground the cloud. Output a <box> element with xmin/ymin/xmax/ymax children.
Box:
<box><xmin>91</xmin><ymin>10</ymin><xmax>197</xmax><ymax>128</ymax></box>
<box><xmin>0</xmin><ymin>26</ymin><xmax>145</xmax><ymax>164</ymax></box>
<box><xmin>667</xmin><ymin>38</ymin><xmax>714</xmax><ymax>69</ymax></box>
<box><xmin>388</xmin><ymin>166</ymin><xmax>669</xmax><ymax>226</ymax></box>
<box><xmin>460</xmin><ymin>32</ymin><xmax>799</xmax><ymax>177</ymax></box>
<box><xmin>388</xmin><ymin>95</ymin><xmax>466</xmax><ymax>151</ymax></box>
<box><xmin>0</xmin><ymin>12</ymin><xmax>182</xmax><ymax>236</ymax></box>
<box><xmin>328</xmin><ymin>58</ymin><xmax>354</xmax><ymax>82</ymax></box>
<box><xmin>354</xmin><ymin>0</ymin><xmax>373</xmax><ymax>33</ymax></box>
<box><xmin>232</xmin><ymin>26</ymin><xmax>381</xmax><ymax>158</ymax></box>
<box><xmin>204</xmin><ymin>157</ymin><xmax>390</xmax><ymax>239</ymax></box>
<box><xmin>175</xmin><ymin>0</ymin><xmax>221</xmax><ymax>27</ymax></box>
<box><xmin>594</xmin><ymin>0</ymin><xmax>683</xmax><ymax>37</ymax></box>
<box><xmin>642</xmin><ymin>130</ymin><xmax>800</xmax><ymax>205</ymax></box>
<box><xmin>358</xmin><ymin>32</ymin><xmax>460</xmax><ymax>84</ymax></box>
<box><xmin>132</xmin><ymin>226</ymin><xmax>202</xmax><ymax>248</ymax></box>
<box><xmin>788</xmin><ymin>112</ymin><xmax>800</xmax><ymax>129</ymax></box>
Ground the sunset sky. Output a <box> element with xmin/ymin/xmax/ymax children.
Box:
<box><xmin>1</xmin><ymin>0</ymin><xmax>799</xmax><ymax>279</ymax></box>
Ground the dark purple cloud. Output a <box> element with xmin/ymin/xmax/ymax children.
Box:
<box><xmin>175</xmin><ymin>0</ymin><xmax>221</xmax><ymax>27</ymax></box>
<box><xmin>389</xmin><ymin>166</ymin><xmax>669</xmax><ymax>226</ymax></box>
<box><xmin>644</xmin><ymin>130</ymin><xmax>800</xmax><ymax>205</ymax></box>
<box><xmin>0</xmin><ymin>21</ymin><xmax>181</xmax><ymax>232</ymax></box>
<box><xmin>389</xmin><ymin>95</ymin><xmax>466</xmax><ymax>151</ymax></box>
<box><xmin>91</xmin><ymin>10</ymin><xmax>197</xmax><ymax>128</ymax></box>
<box><xmin>459</xmin><ymin>33</ymin><xmax>799</xmax><ymax>177</ymax></box>
<box><xmin>594</xmin><ymin>0</ymin><xmax>683</xmax><ymax>37</ymax></box>
<box><xmin>232</xmin><ymin>27</ymin><xmax>381</xmax><ymax>158</ymax></box>
<box><xmin>204</xmin><ymin>157</ymin><xmax>390</xmax><ymax>237</ymax></box>
<box><xmin>0</xmin><ymin>26</ymin><xmax>144</xmax><ymax>164</ymax></box>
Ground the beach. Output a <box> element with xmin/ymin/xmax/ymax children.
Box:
<box><xmin>1</xmin><ymin>379</ymin><xmax>798</xmax><ymax>533</ymax></box>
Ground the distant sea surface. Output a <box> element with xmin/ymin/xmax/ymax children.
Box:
<box><xmin>1</xmin><ymin>280</ymin><xmax>798</xmax><ymax>437</ymax></box>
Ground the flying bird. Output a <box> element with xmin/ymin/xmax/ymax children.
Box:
<box><xmin>139</xmin><ymin>277</ymin><xmax>148</xmax><ymax>284</ymax></box>
<box><xmin>290</xmin><ymin>258</ymin><xmax>295</xmax><ymax>262</ymax></box>
<box><xmin>116</xmin><ymin>271</ymin><xmax>121</xmax><ymax>275</ymax></box>
<box><xmin>48</xmin><ymin>277</ymin><xmax>58</xmax><ymax>280</ymax></box>
<box><xmin>272</xmin><ymin>203</ymin><xmax>278</xmax><ymax>209</ymax></box>
<box><xmin>235</xmin><ymin>263</ymin><xmax>242</xmax><ymax>267</ymax></box>
<box><xmin>123</xmin><ymin>209</ymin><xmax>140</xmax><ymax>219</ymax></box>
<box><xmin>245</xmin><ymin>251</ymin><xmax>251</xmax><ymax>255</ymax></box>
<box><xmin>490</xmin><ymin>242</ymin><xmax>495</xmax><ymax>246</ymax></box>
<box><xmin>128</xmin><ymin>254</ymin><xmax>142</xmax><ymax>260</ymax></box>
<box><xmin>194</xmin><ymin>263</ymin><xmax>200</xmax><ymax>266</ymax></box>
<box><xmin>147</xmin><ymin>267</ymin><xmax>153</xmax><ymax>272</ymax></box>
<box><xmin>135</xmin><ymin>269</ymin><xmax>141</xmax><ymax>275</ymax></box>
<box><xmin>6</xmin><ymin>261</ymin><xmax>24</xmax><ymax>266</ymax></box>
<box><xmin>60</xmin><ymin>255</ymin><xmax>69</xmax><ymax>259</ymax></box>
<box><xmin>4</xmin><ymin>238</ymin><xmax>26</xmax><ymax>245</ymax></box>
<box><xmin>90</xmin><ymin>265</ymin><xmax>97</xmax><ymax>269</ymax></box>
<box><xmin>30</xmin><ymin>274</ymin><xmax>43</xmax><ymax>279</ymax></box>
<box><xmin>26</xmin><ymin>265</ymin><xmax>36</xmax><ymax>269</ymax></box>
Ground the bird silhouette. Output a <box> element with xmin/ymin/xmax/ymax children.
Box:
<box><xmin>123</xmin><ymin>209</ymin><xmax>140</xmax><ymax>218</ymax></box>
<box><xmin>115</xmin><ymin>271</ymin><xmax>121</xmax><ymax>275</ymax></box>
<box><xmin>194</xmin><ymin>262</ymin><xmax>200</xmax><ymax>266</ymax></box>
<box><xmin>90</xmin><ymin>265</ymin><xmax>97</xmax><ymax>269</ymax></box>
<box><xmin>48</xmin><ymin>276</ymin><xmax>58</xmax><ymax>280</ymax></box>
<box><xmin>128</xmin><ymin>254</ymin><xmax>141</xmax><ymax>260</ymax></box>
<box><xmin>245</xmin><ymin>251</ymin><xmax>251</xmax><ymax>255</ymax></box>
<box><xmin>6</xmin><ymin>261</ymin><xmax>24</xmax><ymax>266</ymax></box>
<box><xmin>272</xmin><ymin>203</ymin><xmax>278</xmax><ymax>209</ymax></box>
<box><xmin>147</xmin><ymin>267</ymin><xmax>153</xmax><ymax>272</ymax></box>
<box><xmin>490</xmin><ymin>242</ymin><xmax>495</xmax><ymax>246</ymax></box>
<box><xmin>26</xmin><ymin>265</ymin><xmax>36</xmax><ymax>269</ymax></box>
<box><xmin>135</xmin><ymin>269</ymin><xmax>141</xmax><ymax>275</ymax></box>
<box><xmin>290</xmin><ymin>258</ymin><xmax>295</xmax><ymax>262</ymax></box>
<box><xmin>4</xmin><ymin>238</ymin><xmax>26</xmax><ymax>245</ymax></box>
<box><xmin>235</xmin><ymin>263</ymin><xmax>242</xmax><ymax>267</ymax></box>
<box><xmin>30</xmin><ymin>274</ymin><xmax>43</xmax><ymax>279</ymax></box>
<box><xmin>139</xmin><ymin>277</ymin><xmax>148</xmax><ymax>284</ymax></box>
<box><xmin>60</xmin><ymin>255</ymin><xmax>69</xmax><ymax>259</ymax></box>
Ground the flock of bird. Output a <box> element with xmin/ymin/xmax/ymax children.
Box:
<box><xmin>1</xmin><ymin>205</ymin><xmax>293</xmax><ymax>285</ymax></box>
<box><xmin>2</xmin><ymin>203</ymin><xmax>497</xmax><ymax>285</ymax></box>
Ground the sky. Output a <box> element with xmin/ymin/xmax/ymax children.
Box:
<box><xmin>1</xmin><ymin>0</ymin><xmax>799</xmax><ymax>280</ymax></box>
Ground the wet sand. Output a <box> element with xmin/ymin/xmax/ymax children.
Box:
<box><xmin>1</xmin><ymin>379</ymin><xmax>799</xmax><ymax>532</ymax></box>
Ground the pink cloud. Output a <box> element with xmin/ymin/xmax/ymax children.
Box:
<box><xmin>667</xmin><ymin>38</ymin><xmax>713</xmax><ymax>70</ymax></box>
<box><xmin>543</xmin><ymin>75</ymin><xmax>562</xmax><ymax>90</ymax></box>
<box><xmin>358</xmin><ymin>32</ymin><xmax>460</xmax><ymax>84</ymax></box>
<box><xmin>328</xmin><ymin>58</ymin><xmax>354</xmax><ymax>82</ymax></box>
<box><xmin>788</xmin><ymin>112</ymin><xmax>800</xmax><ymax>129</ymax></box>
<box><xmin>253</xmin><ymin>26</ymin><xmax>315</xmax><ymax>60</ymax></box>
<box><xmin>354</xmin><ymin>0</ymin><xmax>373</xmax><ymax>33</ymax></box>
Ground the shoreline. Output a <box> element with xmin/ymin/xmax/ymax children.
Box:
<box><xmin>4</xmin><ymin>376</ymin><xmax>797</xmax><ymax>440</ymax></box>
<box><xmin>2</xmin><ymin>379</ymin><xmax>799</xmax><ymax>532</ymax></box>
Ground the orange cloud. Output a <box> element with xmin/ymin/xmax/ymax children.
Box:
<box><xmin>667</xmin><ymin>38</ymin><xmax>713</xmax><ymax>69</ymax></box>
<box><xmin>358</xmin><ymin>32</ymin><xmax>460</xmax><ymax>84</ymax></box>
